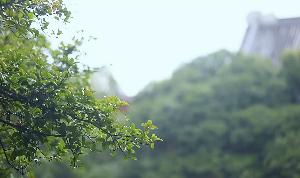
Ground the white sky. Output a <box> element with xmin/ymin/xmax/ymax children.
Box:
<box><xmin>47</xmin><ymin>0</ymin><xmax>300</xmax><ymax>97</ymax></box>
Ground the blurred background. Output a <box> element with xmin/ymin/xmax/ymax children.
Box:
<box><xmin>32</xmin><ymin>0</ymin><xmax>300</xmax><ymax>177</ymax></box>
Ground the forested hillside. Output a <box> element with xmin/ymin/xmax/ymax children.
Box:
<box><xmin>124</xmin><ymin>50</ymin><xmax>300</xmax><ymax>178</ymax></box>
<box><xmin>31</xmin><ymin>49</ymin><xmax>300</xmax><ymax>178</ymax></box>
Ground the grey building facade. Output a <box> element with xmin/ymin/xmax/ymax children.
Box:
<box><xmin>240</xmin><ymin>12</ymin><xmax>300</xmax><ymax>66</ymax></box>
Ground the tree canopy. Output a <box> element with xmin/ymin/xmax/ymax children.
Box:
<box><xmin>28</xmin><ymin>49</ymin><xmax>300</xmax><ymax>178</ymax></box>
<box><xmin>0</xmin><ymin>0</ymin><xmax>71</xmax><ymax>38</ymax></box>
<box><xmin>0</xmin><ymin>1</ymin><xmax>161</xmax><ymax>177</ymax></box>
<box><xmin>114</xmin><ymin>50</ymin><xmax>300</xmax><ymax>178</ymax></box>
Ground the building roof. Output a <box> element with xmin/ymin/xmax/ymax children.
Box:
<box><xmin>240</xmin><ymin>12</ymin><xmax>300</xmax><ymax>66</ymax></box>
<box><xmin>278</xmin><ymin>17</ymin><xmax>300</xmax><ymax>25</ymax></box>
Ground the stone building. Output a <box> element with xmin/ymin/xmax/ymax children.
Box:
<box><xmin>240</xmin><ymin>11</ymin><xmax>300</xmax><ymax>66</ymax></box>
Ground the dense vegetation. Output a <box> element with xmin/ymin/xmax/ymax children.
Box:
<box><xmin>124</xmin><ymin>50</ymin><xmax>300</xmax><ymax>178</ymax></box>
<box><xmin>0</xmin><ymin>1</ymin><xmax>160</xmax><ymax>177</ymax></box>
<box><xmin>30</xmin><ymin>49</ymin><xmax>300</xmax><ymax>178</ymax></box>
<box><xmin>2</xmin><ymin>1</ymin><xmax>300</xmax><ymax>177</ymax></box>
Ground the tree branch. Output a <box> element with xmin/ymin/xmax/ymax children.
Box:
<box><xmin>68</xmin><ymin>113</ymin><xmax>113</xmax><ymax>136</ymax></box>
<box><xmin>0</xmin><ymin>137</ymin><xmax>24</xmax><ymax>175</ymax></box>
<box><xmin>0</xmin><ymin>118</ymin><xmax>65</xmax><ymax>137</ymax></box>
<box><xmin>67</xmin><ymin>114</ymin><xmax>130</xmax><ymax>156</ymax></box>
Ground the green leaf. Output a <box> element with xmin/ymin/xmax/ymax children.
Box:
<box><xmin>38</xmin><ymin>58</ymin><xmax>44</xmax><ymax>66</ymax></box>
<box><xmin>42</xmin><ymin>22</ymin><xmax>49</xmax><ymax>29</ymax></box>
<box><xmin>131</xmin><ymin>123</ymin><xmax>135</xmax><ymax>130</ymax></box>
<box><xmin>58</xmin><ymin>143</ymin><xmax>64</xmax><ymax>150</ymax></box>
<box><xmin>92</xmin><ymin>144</ymin><xmax>96</xmax><ymax>151</ymax></box>
<box><xmin>6</xmin><ymin>9</ymin><xmax>14</xmax><ymax>17</ymax></box>
<box><xmin>102</xmin><ymin>142</ymin><xmax>108</xmax><ymax>152</ymax></box>
<box><xmin>28</xmin><ymin>13</ymin><xmax>34</xmax><ymax>19</ymax></box>
<box><xmin>11</xmin><ymin>74</ymin><xmax>19</xmax><ymax>82</ymax></box>
<box><xmin>150</xmin><ymin>125</ymin><xmax>158</xmax><ymax>130</ymax></box>
<box><xmin>131</xmin><ymin>156</ymin><xmax>137</xmax><ymax>161</ymax></box>
<box><xmin>41</xmin><ymin>70</ymin><xmax>50</xmax><ymax>78</ymax></box>
<box><xmin>110</xmin><ymin>151</ymin><xmax>116</xmax><ymax>156</ymax></box>
<box><xmin>4</xmin><ymin>20</ymin><xmax>15</xmax><ymax>26</ymax></box>
<box><xmin>151</xmin><ymin>134</ymin><xmax>157</xmax><ymax>141</ymax></box>
<box><xmin>33</xmin><ymin>29</ymin><xmax>39</xmax><ymax>37</ymax></box>
<box><xmin>17</xmin><ymin>26</ymin><xmax>27</xmax><ymax>35</ymax></box>
<box><xmin>10</xmin><ymin>150</ymin><xmax>18</xmax><ymax>161</ymax></box>
<box><xmin>96</xmin><ymin>138</ymin><xmax>105</xmax><ymax>143</ymax></box>
<box><xmin>81</xmin><ymin>136</ymin><xmax>85</xmax><ymax>144</ymax></box>
<box><xmin>45</xmin><ymin>142</ymin><xmax>51</xmax><ymax>150</ymax></box>
<box><xmin>57</xmin><ymin>29</ymin><xmax>62</xmax><ymax>35</ymax></box>
<box><xmin>17</xmin><ymin>12</ymin><xmax>23</xmax><ymax>18</ymax></box>
<box><xmin>28</xmin><ymin>171</ymin><xmax>35</xmax><ymax>178</ymax></box>
<box><xmin>151</xmin><ymin>143</ymin><xmax>154</xmax><ymax>150</ymax></box>
<box><xmin>147</xmin><ymin>120</ymin><xmax>152</xmax><ymax>125</ymax></box>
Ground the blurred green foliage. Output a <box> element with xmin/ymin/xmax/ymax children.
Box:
<box><xmin>125</xmin><ymin>50</ymin><xmax>300</xmax><ymax>178</ymax></box>
<box><xmin>32</xmin><ymin>49</ymin><xmax>300</xmax><ymax>178</ymax></box>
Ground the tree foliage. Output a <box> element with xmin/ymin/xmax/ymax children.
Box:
<box><xmin>0</xmin><ymin>0</ymin><xmax>71</xmax><ymax>38</ymax></box>
<box><xmin>112</xmin><ymin>50</ymin><xmax>300</xmax><ymax>178</ymax></box>
<box><xmin>23</xmin><ymin>44</ymin><xmax>300</xmax><ymax>178</ymax></box>
<box><xmin>280</xmin><ymin>50</ymin><xmax>300</xmax><ymax>103</ymax></box>
<box><xmin>0</xmin><ymin>1</ymin><xmax>161</xmax><ymax>177</ymax></box>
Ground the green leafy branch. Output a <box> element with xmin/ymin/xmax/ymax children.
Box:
<box><xmin>0</xmin><ymin>44</ymin><xmax>162</xmax><ymax>175</ymax></box>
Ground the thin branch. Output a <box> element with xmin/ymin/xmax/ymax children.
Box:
<box><xmin>84</xmin><ymin>134</ymin><xmax>95</xmax><ymax>143</ymax></box>
<box><xmin>68</xmin><ymin>113</ymin><xmax>129</xmax><ymax>156</ymax></box>
<box><xmin>0</xmin><ymin>118</ymin><xmax>65</xmax><ymax>137</ymax></box>
<box><xmin>0</xmin><ymin>137</ymin><xmax>24</xmax><ymax>175</ymax></box>
<box><xmin>68</xmin><ymin>114</ymin><xmax>113</xmax><ymax>136</ymax></box>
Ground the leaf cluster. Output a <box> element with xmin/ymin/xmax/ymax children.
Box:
<box><xmin>0</xmin><ymin>1</ymin><xmax>161</xmax><ymax>176</ymax></box>
<box><xmin>0</xmin><ymin>0</ymin><xmax>71</xmax><ymax>38</ymax></box>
